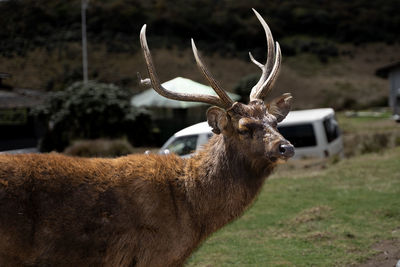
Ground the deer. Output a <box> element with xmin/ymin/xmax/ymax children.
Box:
<box><xmin>0</xmin><ymin>9</ymin><xmax>294</xmax><ymax>267</ymax></box>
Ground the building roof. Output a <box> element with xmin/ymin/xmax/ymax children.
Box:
<box><xmin>131</xmin><ymin>77</ymin><xmax>240</xmax><ymax>109</ymax></box>
<box><xmin>0</xmin><ymin>72</ymin><xmax>11</xmax><ymax>79</ymax></box>
<box><xmin>376</xmin><ymin>61</ymin><xmax>400</xmax><ymax>78</ymax></box>
<box><xmin>0</xmin><ymin>88</ymin><xmax>47</xmax><ymax>109</ymax></box>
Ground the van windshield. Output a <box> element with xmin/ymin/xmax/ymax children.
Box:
<box><xmin>323</xmin><ymin>116</ymin><xmax>340</xmax><ymax>143</ymax></box>
<box><xmin>278</xmin><ymin>124</ymin><xmax>317</xmax><ymax>148</ymax></box>
<box><xmin>165</xmin><ymin>135</ymin><xmax>198</xmax><ymax>156</ymax></box>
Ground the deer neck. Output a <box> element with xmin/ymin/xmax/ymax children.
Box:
<box><xmin>184</xmin><ymin>134</ymin><xmax>275</xmax><ymax>237</ymax></box>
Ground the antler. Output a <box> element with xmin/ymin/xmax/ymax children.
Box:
<box><xmin>139</xmin><ymin>25</ymin><xmax>233</xmax><ymax>109</ymax></box>
<box><xmin>249</xmin><ymin>9</ymin><xmax>282</xmax><ymax>102</ymax></box>
<box><xmin>190</xmin><ymin>39</ymin><xmax>234</xmax><ymax>108</ymax></box>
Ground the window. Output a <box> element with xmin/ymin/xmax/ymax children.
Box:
<box><xmin>323</xmin><ymin>117</ymin><xmax>340</xmax><ymax>143</ymax></box>
<box><xmin>278</xmin><ymin>124</ymin><xmax>317</xmax><ymax>147</ymax></box>
<box><xmin>165</xmin><ymin>135</ymin><xmax>198</xmax><ymax>156</ymax></box>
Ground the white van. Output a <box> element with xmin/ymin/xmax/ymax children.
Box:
<box><xmin>160</xmin><ymin>108</ymin><xmax>343</xmax><ymax>159</ymax></box>
<box><xmin>159</xmin><ymin>121</ymin><xmax>212</xmax><ymax>158</ymax></box>
<box><xmin>277</xmin><ymin>108</ymin><xmax>343</xmax><ymax>159</ymax></box>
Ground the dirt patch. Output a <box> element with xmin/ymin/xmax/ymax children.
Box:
<box><xmin>305</xmin><ymin>231</ymin><xmax>333</xmax><ymax>241</ymax></box>
<box><xmin>355</xmin><ymin>239</ymin><xmax>400</xmax><ymax>267</ymax></box>
<box><xmin>291</xmin><ymin>205</ymin><xmax>332</xmax><ymax>225</ymax></box>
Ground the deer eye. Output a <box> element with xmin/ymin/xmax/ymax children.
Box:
<box><xmin>238</xmin><ymin>119</ymin><xmax>262</xmax><ymax>136</ymax></box>
<box><xmin>238</xmin><ymin>126</ymin><xmax>251</xmax><ymax>135</ymax></box>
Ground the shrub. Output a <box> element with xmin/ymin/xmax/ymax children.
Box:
<box><xmin>360</xmin><ymin>133</ymin><xmax>390</xmax><ymax>154</ymax></box>
<box><xmin>32</xmin><ymin>81</ymin><xmax>151</xmax><ymax>152</ymax></box>
<box><xmin>343</xmin><ymin>130</ymin><xmax>400</xmax><ymax>157</ymax></box>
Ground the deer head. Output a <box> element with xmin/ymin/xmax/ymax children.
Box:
<box><xmin>139</xmin><ymin>9</ymin><xmax>294</xmax><ymax>164</ymax></box>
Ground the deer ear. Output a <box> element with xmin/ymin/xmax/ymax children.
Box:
<box><xmin>267</xmin><ymin>93</ymin><xmax>292</xmax><ymax>122</ymax></box>
<box><xmin>206</xmin><ymin>106</ymin><xmax>228</xmax><ymax>134</ymax></box>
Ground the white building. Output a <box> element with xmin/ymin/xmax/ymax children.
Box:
<box><xmin>376</xmin><ymin>62</ymin><xmax>400</xmax><ymax>119</ymax></box>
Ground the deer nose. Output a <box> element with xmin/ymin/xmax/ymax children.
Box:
<box><xmin>278</xmin><ymin>142</ymin><xmax>295</xmax><ymax>158</ymax></box>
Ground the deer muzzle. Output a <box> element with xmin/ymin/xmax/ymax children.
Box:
<box><xmin>277</xmin><ymin>141</ymin><xmax>295</xmax><ymax>158</ymax></box>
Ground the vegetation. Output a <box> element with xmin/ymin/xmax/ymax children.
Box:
<box><xmin>337</xmin><ymin>111</ymin><xmax>400</xmax><ymax>157</ymax></box>
<box><xmin>1</xmin><ymin>0</ymin><xmax>397</xmax><ymax>110</ymax></box>
<box><xmin>233</xmin><ymin>74</ymin><xmax>259</xmax><ymax>103</ymax></box>
<box><xmin>32</xmin><ymin>81</ymin><xmax>153</xmax><ymax>151</ymax></box>
<box><xmin>1</xmin><ymin>0</ymin><xmax>399</xmax><ymax>58</ymax></box>
<box><xmin>187</xmin><ymin>147</ymin><xmax>400</xmax><ymax>266</ymax></box>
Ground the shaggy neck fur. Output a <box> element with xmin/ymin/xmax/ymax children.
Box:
<box><xmin>184</xmin><ymin>134</ymin><xmax>276</xmax><ymax>240</ymax></box>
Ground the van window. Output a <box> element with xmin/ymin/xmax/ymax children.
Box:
<box><xmin>323</xmin><ymin>116</ymin><xmax>340</xmax><ymax>143</ymax></box>
<box><xmin>165</xmin><ymin>135</ymin><xmax>198</xmax><ymax>156</ymax></box>
<box><xmin>278</xmin><ymin>124</ymin><xmax>317</xmax><ymax>147</ymax></box>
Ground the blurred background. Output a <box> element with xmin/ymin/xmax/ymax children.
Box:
<box><xmin>0</xmin><ymin>0</ymin><xmax>399</xmax><ymax>156</ymax></box>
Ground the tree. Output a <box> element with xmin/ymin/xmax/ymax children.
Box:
<box><xmin>33</xmin><ymin>81</ymin><xmax>152</xmax><ymax>152</ymax></box>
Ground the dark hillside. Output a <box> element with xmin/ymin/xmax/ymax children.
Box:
<box><xmin>1</xmin><ymin>0</ymin><xmax>399</xmax><ymax>109</ymax></box>
<box><xmin>2</xmin><ymin>0</ymin><xmax>400</xmax><ymax>56</ymax></box>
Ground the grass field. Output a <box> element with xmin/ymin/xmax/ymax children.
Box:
<box><xmin>337</xmin><ymin>110</ymin><xmax>396</xmax><ymax>134</ymax></box>
<box><xmin>186</xmin><ymin>147</ymin><xmax>400</xmax><ymax>266</ymax></box>
<box><xmin>336</xmin><ymin>111</ymin><xmax>400</xmax><ymax>158</ymax></box>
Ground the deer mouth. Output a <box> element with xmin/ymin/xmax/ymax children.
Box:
<box><xmin>271</xmin><ymin>157</ymin><xmax>291</xmax><ymax>164</ymax></box>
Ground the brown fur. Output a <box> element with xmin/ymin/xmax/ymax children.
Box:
<box><xmin>0</xmin><ymin>99</ymin><xmax>293</xmax><ymax>267</ymax></box>
<box><xmin>0</xmin><ymin>9</ymin><xmax>295</xmax><ymax>265</ymax></box>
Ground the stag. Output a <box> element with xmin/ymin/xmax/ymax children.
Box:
<box><xmin>0</xmin><ymin>9</ymin><xmax>294</xmax><ymax>267</ymax></box>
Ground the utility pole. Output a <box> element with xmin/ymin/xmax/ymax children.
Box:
<box><xmin>81</xmin><ymin>0</ymin><xmax>89</xmax><ymax>84</ymax></box>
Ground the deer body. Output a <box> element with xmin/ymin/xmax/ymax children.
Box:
<box><xmin>0</xmin><ymin>152</ymin><xmax>193</xmax><ymax>267</ymax></box>
<box><xmin>0</xmin><ymin>9</ymin><xmax>295</xmax><ymax>266</ymax></box>
<box><xmin>0</xmin><ymin>132</ymin><xmax>276</xmax><ymax>266</ymax></box>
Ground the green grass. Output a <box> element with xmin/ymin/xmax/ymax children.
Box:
<box><xmin>186</xmin><ymin>147</ymin><xmax>400</xmax><ymax>266</ymax></box>
<box><xmin>336</xmin><ymin>111</ymin><xmax>395</xmax><ymax>134</ymax></box>
<box><xmin>336</xmin><ymin>111</ymin><xmax>400</xmax><ymax>157</ymax></box>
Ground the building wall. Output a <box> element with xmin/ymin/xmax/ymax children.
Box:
<box><xmin>388</xmin><ymin>67</ymin><xmax>400</xmax><ymax>115</ymax></box>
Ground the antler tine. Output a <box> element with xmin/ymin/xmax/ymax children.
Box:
<box><xmin>253</xmin><ymin>42</ymin><xmax>281</xmax><ymax>100</ymax></box>
<box><xmin>140</xmin><ymin>25</ymin><xmax>228</xmax><ymax>108</ymax></box>
<box><xmin>191</xmin><ymin>39</ymin><xmax>234</xmax><ymax>109</ymax></box>
<box><xmin>249</xmin><ymin>9</ymin><xmax>281</xmax><ymax>102</ymax></box>
<box><xmin>137</xmin><ymin>72</ymin><xmax>151</xmax><ymax>87</ymax></box>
